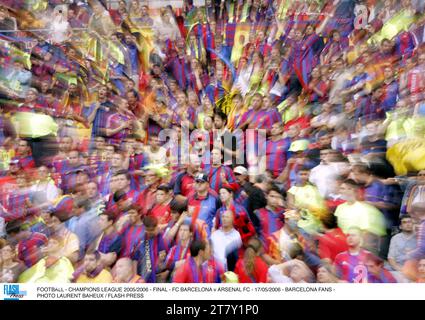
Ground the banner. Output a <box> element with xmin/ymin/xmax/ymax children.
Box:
<box><xmin>1</xmin><ymin>283</ymin><xmax>425</xmax><ymax>301</ymax></box>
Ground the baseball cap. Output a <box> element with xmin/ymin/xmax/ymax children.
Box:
<box><xmin>288</xmin><ymin>139</ymin><xmax>309</xmax><ymax>152</ymax></box>
<box><xmin>195</xmin><ymin>173</ymin><xmax>209</xmax><ymax>183</ymax></box>
<box><xmin>9</xmin><ymin>159</ymin><xmax>20</xmax><ymax>166</ymax></box>
<box><xmin>233</xmin><ymin>166</ymin><xmax>248</xmax><ymax>175</ymax></box>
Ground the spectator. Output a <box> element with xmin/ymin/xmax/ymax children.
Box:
<box><xmin>73</xmin><ymin>251</ymin><xmax>113</xmax><ymax>283</ymax></box>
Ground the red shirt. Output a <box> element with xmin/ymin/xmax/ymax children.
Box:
<box><xmin>149</xmin><ymin>202</ymin><xmax>171</xmax><ymax>225</ymax></box>
<box><xmin>138</xmin><ymin>187</ymin><xmax>157</xmax><ymax>216</ymax></box>
<box><xmin>333</xmin><ymin>249</ymin><xmax>370</xmax><ymax>283</ymax></box>
<box><xmin>283</xmin><ymin>115</ymin><xmax>311</xmax><ymax>132</ymax></box>
<box><xmin>173</xmin><ymin>257</ymin><xmax>204</xmax><ymax>283</ymax></box>
<box><xmin>234</xmin><ymin>256</ymin><xmax>268</xmax><ymax>283</ymax></box>
<box><xmin>317</xmin><ymin>228</ymin><xmax>349</xmax><ymax>262</ymax></box>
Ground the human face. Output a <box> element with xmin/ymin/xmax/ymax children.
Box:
<box><xmin>221</xmin><ymin>211</ymin><xmax>234</xmax><ymax>229</ymax></box>
<box><xmin>1</xmin><ymin>245</ymin><xmax>14</xmax><ymax>262</ymax></box>
<box><xmin>333</xmin><ymin>32</ymin><xmax>341</xmax><ymax>42</ymax></box>
<box><xmin>98</xmin><ymin>86</ymin><xmax>108</xmax><ymax>99</ymax></box>
<box><xmin>384</xmin><ymin>67</ymin><xmax>393</xmax><ymax>79</ymax></box>
<box><xmin>105</xmin><ymin>145</ymin><xmax>115</xmax><ymax>158</ymax></box>
<box><xmin>233</xmin><ymin>96</ymin><xmax>243</xmax><ymax>110</ymax></box>
<box><xmin>251</xmin><ymin>95</ymin><xmax>262</xmax><ymax>110</ymax></box>
<box><xmin>195</xmin><ymin>180</ymin><xmax>209</xmax><ymax>193</ymax></box>
<box><xmin>203</xmin><ymin>116</ymin><xmax>213</xmax><ymax>130</ymax></box>
<box><xmin>145</xmin><ymin>226</ymin><xmax>157</xmax><ymax>239</ymax></box>
<box><xmin>149</xmin><ymin>136</ymin><xmax>160</xmax><ymax>149</ymax></box>
<box><xmin>37</xmin><ymin>166</ymin><xmax>49</xmax><ymax>181</ymax></box>
<box><xmin>99</xmin><ymin>214</ymin><xmax>112</xmax><ymax>231</ymax></box>
<box><xmin>176</xmin><ymin>93</ymin><xmax>186</xmax><ymax>106</ymax></box>
<box><xmin>111</xmin><ymin>153</ymin><xmax>123</xmax><ymax>168</ymax></box>
<box><xmin>271</xmin><ymin>123</ymin><xmax>282</xmax><ymax>137</ymax></box>
<box><xmin>290</xmin><ymin>264</ymin><xmax>304</xmax><ymax>283</ymax></box>
<box><xmin>94</xmin><ymin>137</ymin><xmax>105</xmax><ymax>150</ymax></box>
<box><xmin>84</xmin><ymin>254</ymin><xmax>98</xmax><ymax>273</ymax></box>
<box><xmin>234</xmin><ymin>173</ymin><xmax>246</xmax><ymax>185</ymax></box>
<box><xmin>346</xmin><ymin>229</ymin><xmax>362</xmax><ymax>248</ymax></box>
<box><xmin>311</xmin><ymin>67</ymin><xmax>320</xmax><ymax>79</ymax></box>
<box><xmin>68</xmin><ymin>151</ymin><xmax>80</xmax><ymax>166</ymax></box>
<box><xmin>320</xmin><ymin>150</ymin><xmax>331</xmax><ymax>163</ymax></box>
<box><xmin>116</xmin><ymin>174</ymin><xmax>130</xmax><ymax>191</ymax></box>
<box><xmin>213</xmin><ymin>115</ymin><xmax>225</xmax><ymax>130</ymax></box>
<box><xmin>144</xmin><ymin>170</ymin><xmax>158</xmax><ymax>186</ymax></box>
<box><xmin>267</xmin><ymin>190</ymin><xmax>282</xmax><ymax>208</ymax></box>
<box><xmin>339</xmin><ymin>183</ymin><xmax>357</xmax><ymax>202</ymax></box>
<box><xmin>219</xmin><ymin>189</ymin><xmax>232</xmax><ymax>204</ymax></box>
<box><xmin>178</xmin><ymin>224</ymin><xmax>191</xmax><ymax>242</ymax></box>
<box><xmin>298</xmin><ymin>170</ymin><xmax>310</xmax><ymax>184</ymax></box>
<box><xmin>417</xmin><ymin>170</ymin><xmax>425</xmax><ymax>182</ymax></box>
<box><xmin>400</xmin><ymin>218</ymin><xmax>413</xmax><ymax>233</ymax></box>
<box><xmin>114</xmin><ymin>259</ymin><xmax>133</xmax><ymax>281</ymax></box>
<box><xmin>418</xmin><ymin>259</ymin><xmax>425</xmax><ymax>277</ymax></box>
<box><xmin>262</xmin><ymin>97</ymin><xmax>272</xmax><ymax>109</ymax></box>
<box><xmin>382</xmin><ymin>40</ymin><xmax>392</xmax><ymax>54</ymax></box>
<box><xmin>125</xmin><ymin>79</ymin><xmax>135</xmax><ymax>91</ymax></box>
<box><xmin>306</xmin><ymin>25</ymin><xmax>314</xmax><ymax>35</ymax></box>
<box><xmin>86</xmin><ymin>182</ymin><xmax>98</xmax><ymax>199</ymax></box>
<box><xmin>287</xmin><ymin>125</ymin><xmax>300</xmax><ymax>139</ymax></box>
<box><xmin>295</xmin><ymin>30</ymin><xmax>303</xmax><ymax>41</ymax></box>
<box><xmin>317</xmin><ymin>266</ymin><xmax>332</xmax><ymax>283</ymax></box>
<box><xmin>211</xmin><ymin>149</ymin><xmax>222</xmax><ymax>165</ymax></box>
<box><xmin>155</xmin><ymin>190</ymin><xmax>168</xmax><ymax>204</ymax></box>
<box><xmin>45</xmin><ymin>238</ymin><xmax>61</xmax><ymax>255</ymax></box>
<box><xmin>93</xmin><ymin>4</ymin><xmax>103</xmax><ymax>15</ymax></box>
<box><xmin>17</xmin><ymin>140</ymin><xmax>29</xmax><ymax>155</ymax></box>
<box><xmin>365</xmin><ymin>260</ymin><xmax>381</xmax><ymax>276</ymax></box>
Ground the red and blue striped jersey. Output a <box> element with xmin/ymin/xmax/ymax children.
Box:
<box><xmin>187</xmin><ymin>191</ymin><xmax>220</xmax><ymax>234</ymax></box>
<box><xmin>173</xmin><ymin>256</ymin><xmax>204</xmax><ymax>283</ymax></box>
<box><xmin>17</xmin><ymin>232</ymin><xmax>48</xmax><ymax>268</ymax></box>
<box><xmin>202</xmin><ymin>258</ymin><xmax>225</xmax><ymax>283</ymax></box>
<box><xmin>206</xmin><ymin>166</ymin><xmax>239</xmax><ymax>193</ymax></box>
<box><xmin>173</xmin><ymin>172</ymin><xmax>196</xmax><ymax>197</ymax></box>
<box><xmin>266</xmin><ymin>138</ymin><xmax>290</xmax><ymax>178</ymax></box>
<box><xmin>255</xmin><ymin>207</ymin><xmax>285</xmax><ymax>244</ymax></box>
<box><xmin>224</xmin><ymin>23</ymin><xmax>237</xmax><ymax>47</ymax></box>
<box><xmin>333</xmin><ymin>249</ymin><xmax>370</xmax><ymax>283</ymax></box>
<box><xmin>165</xmin><ymin>242</ymin><xmax>191</xmax><ymax>270</ymax></box>
<box><xmin>118</xmin><ymin>224</ymin><xmax>145</xmax><ymax>259</ymax></box>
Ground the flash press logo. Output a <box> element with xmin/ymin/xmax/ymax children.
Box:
<box><xmin>3</xmin><ymin>284</ymin><xmax>27</xmax><ymax>300</ymax></box>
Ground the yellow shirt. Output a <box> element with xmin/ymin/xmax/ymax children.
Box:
<box><xmin>59</xmin><ymin>229</ymin><xmax>80</xmax><ymax>261</ymax></box>
<box><xmin>288</xmin><ymin>184</ymin><xmax>326</xmax><ymax>215</ymax></box>
<box><xmin>334</xmin><ymin>201</ymin><xmax>386</xmax><ymax>236</ymax></box>
<box><xmin>76</xmin><ymin>269</ymin><xmax>113</xmax><ymax>283</ymax></box>
<box><xmin>18</xmin><ymin>257</ymin><xmax>74</xmax><ymax>283</ymax></box>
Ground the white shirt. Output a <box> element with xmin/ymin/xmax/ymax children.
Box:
<box><xmin>31</xmin><ymin>179</ymin><xmax>60</xmax><ymax>204</ymax></box>
<box><xmin>211</xmin><ymin>228</ymin><xmax>242</xmax><ymax>270</ymax></box>
<box><xmin>144</xmin><ymin>146</ymin><xmax>169</xmax><ymax>166</ymax></box>
<box><xmin>0</xmin><ymin>216</ymin><xmax>5</xmax><ymax>238</ymax></box>
<box><xmin>50</xmin><ymin>18</ymin><xmax>70</xmax><ymax>44</ymax></box>
<box><xmin>309</xmin><ymin>162</ymin><xmax>349</xmax><ymax>198</ymax></box>
<box><xmin>267</xmin><ymin>265</ymin><xmax>293</xmax><ymax>283</ymax></box>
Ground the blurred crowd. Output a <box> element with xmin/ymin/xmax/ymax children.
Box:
<box><xmin>0</xmin><ymin>0</ymin><xmax>425</xmax><ymax>284</ymax></box>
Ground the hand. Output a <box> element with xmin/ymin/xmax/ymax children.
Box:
<box><xmin>287</xmin><ymin>158</ymin><xmax>297</xmax><ymax>166</ymax></box>
<box><xmin>220</xmin><ymin>171</ymin><xmax>228</xmax><ymax>183</ymax></box>
<box><xmin>159</xmin><ymin>250</ymin><xmax>166</xmax><ymax>262</ymax></box>
<box><xmin>123</xmin><ymin>121</ymin><xmax>132</xmax><ymax>129</ymax></box>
